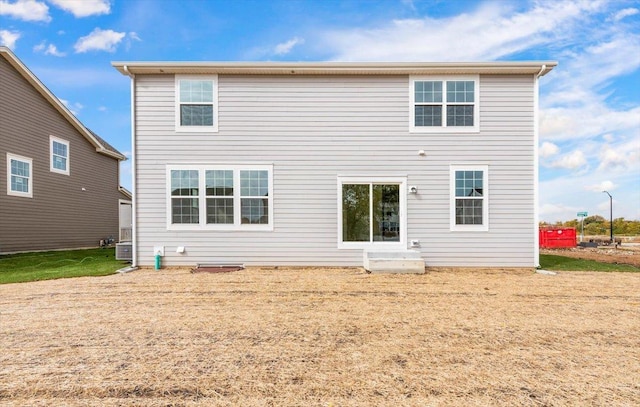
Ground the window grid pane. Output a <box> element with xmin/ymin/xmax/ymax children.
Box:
<box><xmin>53</xmin><ymin>155</ymin><xmax>67</xmax><ymax>171</ymax></box>
<box><xmin>171</xmin><ymin>170</ymin><xmax>199</xmax><ymax>196</ymax></box>
<box><xmin>240</xmin><ymin>170</ymin><xmax>269</xmax><ymax>197</ymax></box>
<box><xmin>205</xmin><ymin>170</ymin><xmax>233</xmax><ymax>196</ymax></box>
<box><xmin>206</xmin><ymin>198</ymin><xmax>234</xmax><ymax>224</ymax></box>
<box><xmin>241</xmin><ymin>198</ymin><xmax>269</xmax><ymax>224</ymax></box>
<box><xmin>455</xmin><ymin>199</ymin><xmax>483</xmax><ymax>225</ymax></box>
<box><xmin>52</xmin><ymin>141</ymin><xmax>67</xmax><ymax>157</ymax></box>
<box><xmin>414</xmin><ymin>81</ymin><xmax>442</xmax><ymax>103</ymax></box>
<box><xmin>11</xmin><ymin>175</ymin><xmax>29</xmax><ymax>193</ymax></box>
<box><xmin>180</xmin><ymin>105</ymin><xmax>213</xmax><ymax>126</ymax></box>
<box><xmin>180</xmin><ymin>80</ymin><xmax>213</xmax><ymax>103</ymax></box>
<box><xmin>447</xmin><ymin>105</ymin><xmax>474</xmax><ymax>126</ymax></box>
<box><xmin>172</xmin><ymin>198</ymin><xmax>199</xmax><ymax>224</ymax></box>
<box><xmin>446</xmin><ymin>81</ymin><xmax>474</xmax><ymax>103</ymax></box>
<box><xmin>415</xmin><ymin>105</ymin><xmax>442</xmax><ymax>126</ymax></box>
<box><xmin>11</xmin><ymin>159</ymin><xmax>29</xmax><ymax>177</ymax></box>
<box><xmin>455</xmin><ymin>170</ymin><xmax>483</xmax><ymax>197</ymax></box>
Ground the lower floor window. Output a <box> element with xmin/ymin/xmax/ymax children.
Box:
<box><xmin>339</xmin><ymin>177</ymin><xmax>406</xmax><ymax>246</ymax></box>
<box><xmin>7</xmin><ymin>153</ymin><xmax>32</xmax><ymax>198</ymax></box>
<box><xmin>168</xmin><ymin>165</ymin><xmax>272</xmax><ymax>230</ymax></box>
<box><xmin>450</xmin><ymin>165</ymin><xmax>488</xmax><ymax>231</ymax></box>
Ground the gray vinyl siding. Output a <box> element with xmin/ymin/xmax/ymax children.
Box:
<box><xmin>0</xmin><ymin>56</ymin><xmax>120</xmax><ymax>253</ymax></box>
<box><xmin>134</xmin><ymin>74</ymin><xmax>536</xmax><ymax>267</ymax></box>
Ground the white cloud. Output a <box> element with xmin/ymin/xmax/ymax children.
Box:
<box><xmin>539</xmin><ymin>141</ymin><xmax>559</xmax><ymax>158</ymax></box>
<box><xmin>539</xmin><ymin>202</ymin><xmax>580</xmax><ymax>219</ymax></box>
<box><xmin>320</xmin><ymin>0</ymin><xmax>604</xmax><ymax>61</ymax></box>
<box><xmin>597</xmin><ymin>142</ymin><xmax>640</xmax><ymax>172</ymax></box>
<box><xmin>584</xmin><ymin>180</ymin><xmax>616</xmax><ymax>193</ymax></box>
<box><xmin>59</xmin><ymin>98</ymin><xmax>83</xmax><ymax>115</ymax></box>
<box><xmin>48</xmin><ymin>0</ymin><xmax>110</xmax><ymax>17</ymax></box>
<box><xmin>123</xmin><ymin>31</ymin><xmax>141</xmax><ymax>51</ymax></box>
<box><xmin>612</xmin><ymin>7</ymin><xmax>638</xmax><ymax>21</ymax></box>
<box><xmin>540</xmin><ymin>105</ymin><xmax>640</xmax><ymax>142</ymax></box>
<box><xmin>34</xmin><ymin>41</ymin><xmax>65</xmax><ymax>56</ymax></box>
<box><xmin>0</xmin><ymin>29</ymin><xmax>21</xmax><ymax>49</ymax></box>
<box><xmin>74</xmin><ymin>28</ymin><xmax>125</xmax><ymax>53</ymax></box>
<box><xmin>274</xmin><ymin>37</ymin><xmax>304</xmax><ymax>55</ymax></box>
<box><xmin>128</xmin><ymin>31</ymin><xmax>141</xmax><ymax>42</ymax></box>
<box><xmin>549</xmin><ymin>150</ymin><xmax>587</xmax><ymax>170</ymax></box>
<box><xmin>45</xmin><ymin>43</ymin><xmax>65</xmax><ymax>56</ymax></box>
<box><xmin>0</xmin><ymin>0</ymin><xmax>50</xmax><ymax>22</ymax></box>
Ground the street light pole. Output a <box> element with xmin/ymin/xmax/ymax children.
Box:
<box><xmin>602</xmin><ymin>191</ymin><xmax>613</xmax><ymax>244</ymax></box>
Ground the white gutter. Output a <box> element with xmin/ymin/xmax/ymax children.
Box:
<box><xmin>536</xmin><ymin>64</ymin><xmax>547</xmax><ymax>78</ymax></box>
<box><xmin>533</xmin><ymin>67</ymin><xmax>544</xmax><ymax>268</ymax></box>
<box><xmin>125</xmin><ymin>65</ymin><xmax>138</xmax><ymax>267</ymax></box>
<box><xmin>123</xmin><ymin>65</ymin><xmax>134</xmax><ymax>79</ymax></box>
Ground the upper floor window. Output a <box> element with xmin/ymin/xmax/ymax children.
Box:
<box><xmin>450</xmin><ymin>165</ymin><xmax>488</xmax><ymax>231</ymax></box>
<box><xmin>410</xmin><ymin>76</ymin><xmax>479</xmax><ymax>133</ymax></box>
<box><xmin>50</xmin><ymin>136</ymin><xmax>69</xmax><ymax>175</ymax></box>
<box><xmin>175</xmin><ymin>75</ymin><xmax>218</xmax><ymax>132</ymax></box>
<box><xmin>7</xmin><ymin>153</ymin><xmax>33</xmax><ymax>198</ymax></box>
<box><xmin>167</xmin><ymin>165</ymin><xmax>272</xmax><ymax>230</ymax></box>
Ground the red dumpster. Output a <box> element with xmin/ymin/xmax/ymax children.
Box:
<box><xmin>539</xmin><ymin>227</ymin><xmax>577</xmax><ymax>249</ymax></box>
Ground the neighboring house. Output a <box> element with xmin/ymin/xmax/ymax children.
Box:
<box><xmin>118</xmin><ymin>186</ymin><xmax>133</xmax><ymax>242</ymax></box>
<box><xmin>113</xmin><ymin>60</ymin><xmax>556</xmax><ymax>268</ymax></box>
<box><xmin>0</xmin><ymin>47</ymin><xmax>126</xmax><ymax>254</ymax></box>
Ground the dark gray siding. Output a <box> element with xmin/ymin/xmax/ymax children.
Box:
<box><xmin>0</xmin><ymin>56</ymin><xmax>120</xmax><ymax>253</ymax></box>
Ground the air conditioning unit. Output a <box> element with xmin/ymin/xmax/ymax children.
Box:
<box><xmin>116</xmin><ymin>243</ymin><xmax>132</xmax><ymax>261</ymax></box>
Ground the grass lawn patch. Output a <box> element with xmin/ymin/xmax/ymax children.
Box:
<box><xmin>540</xmin><ymin>253</ymin><xmax>640</xmax><ymax>272</ymax></box>
<box><xmin>0</xmin><ymin>248</ymin><xmax>129</xmax><ymax>284</ymax></box>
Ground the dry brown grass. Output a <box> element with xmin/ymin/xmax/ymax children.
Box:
<box><xmin>1</xmin><ymin>267</ymin><xmax>639</xmax><ymax>406</ymax></box>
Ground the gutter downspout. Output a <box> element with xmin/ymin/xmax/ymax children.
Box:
<box><xmin>533</xmin><ymin>64</ymin><xmax>546</xmax><ymax>268</ymax></box>
<box><xmin>124</xmin><ymin>65</ymin><xmax>138</xmax><ymax>268</ymax></box>
<box><xmin>536</xmin><ymin>64</ymin><xmax>547</xmax><ymax>78</ymax></box>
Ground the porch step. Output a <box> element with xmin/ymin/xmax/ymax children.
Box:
<box><xmin>363</xmin><ymin>250</ymin><xmax>425</xmax><ymax>274</ymax></box>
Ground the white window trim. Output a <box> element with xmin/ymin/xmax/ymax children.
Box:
<box><xmin>166</xmin><ymin>164</ymin><xmax>273</xmax><ymax>231</ymax></box>
<box><xmin>175</xmin><ymin>75</ymin><xmax>219</xmax><ymax>133</ymax></box>
<box><xmin>6</xmin><ymin>153</ymin><xmax>33</xmax><ymax>198</ymax></box>
<box><xmin>450</xmin><ymin>164</ymin><xmax>489</xmax><ymax>232</ymax></box>
<box><xmin>410</xmin><ymin>75</ymin><xmax>479</xmax><ymax>133</ymax></box>
<box><xmin>337</xmin><ymin>176</ymin><xmax>407</xmax><ymax>249</ymax></box>
<box><xmin>50</xmin><ymin>135</ymin><xmax>70</xmax><ymax>175</ymax></box>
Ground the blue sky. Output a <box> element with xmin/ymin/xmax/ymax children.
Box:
<box><xmin>1</xmin><ymin>0</ymin><xmax>639</xmax><ymax>222</ymax></box>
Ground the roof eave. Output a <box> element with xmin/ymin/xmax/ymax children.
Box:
<box><xmin>112</xmin><ymin>61</ymin><xmax>557</xmax><ymax>77</ymax></box>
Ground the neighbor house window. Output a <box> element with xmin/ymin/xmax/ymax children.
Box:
<box><xmin>7</xmin><ymin>153</ymin><xmax>33</xmax><ymax>198</ymax></box>
<box><xmin>167</xmin><ymin>165</ymin><xmax>272</xmax><ymax>230</ymax></box>
<box><xmin>175</xmin><ymin>75</ymin><xmax>218</xmax><ymax>132</ymax></box>
<box><xmin>450</xmin><ymin>165</ymin><xmax>488</xmax><ymax>231</ymax></box>
<box><xmin>410</xmin><ymin>76</ymin><xmax>479</xmax><ymax>132</ymax></box>
<box><xmin>338</xmin><ymin>177</ymin><xmax>406</xmax><ymax>248</ymax></box>
<box><xmin>50</xmin><ymin>136</ymin><xmax>69</xmax><ymax>175</ymax></box>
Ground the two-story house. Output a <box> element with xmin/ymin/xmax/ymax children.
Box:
<box><xmin>1</xmin><ymin>47</ymin><xmax>127</xmax><ymax>254</ymax></box>
<box><xmin>113</xmin><ymin>60</ymin><xmax>556</xmax><ymax>269</ymax></box>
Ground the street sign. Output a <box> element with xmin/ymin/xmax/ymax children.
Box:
<box><xmin>577</xmin><ymin>212</ymin><xmax>588</xmax><ymax>217</ymax></box>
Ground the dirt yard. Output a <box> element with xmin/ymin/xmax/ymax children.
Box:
<box><xmin>1</xmin><ymin>267</ymin><xmax>638</xmax><ymax>406</ymax></box>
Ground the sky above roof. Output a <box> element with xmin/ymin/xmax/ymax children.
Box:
<box><xmin>1</xmin><ymin>0</ymin><xmax>639</xmax><ymax>222</ymax></box>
